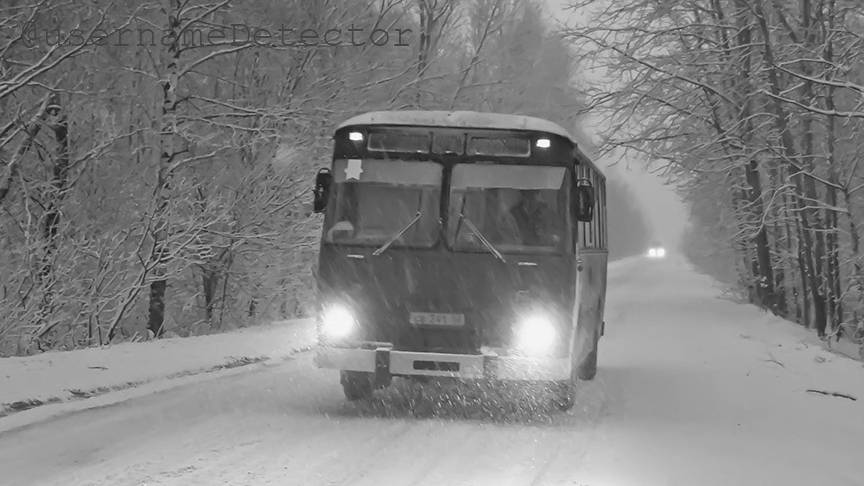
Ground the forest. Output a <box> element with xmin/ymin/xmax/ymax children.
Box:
<box><xmin>563</xmin><ymin>0</ymin><xmax>864</xmax><ymax>344</ymax></box>
<box><xmin>0</xmin><ymin>0</ymin><xmax>650</xmax><ymax>356</ymax></box>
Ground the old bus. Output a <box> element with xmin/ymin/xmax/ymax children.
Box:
<box><xmin>311</xmin><ymin>111</ymin><xmax>607</xmax><ymax>409</ymax></box>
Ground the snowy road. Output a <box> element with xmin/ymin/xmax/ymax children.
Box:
<box><xmin>2</xmin><ymin>257</ymin><xmax>863</xmax><ymax>486</ymax></box>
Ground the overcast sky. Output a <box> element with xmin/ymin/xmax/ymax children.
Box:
<box><xmin>544</xmin><ymin>0</ymin><xmax>689</xmax><ymax>249</ymax></box>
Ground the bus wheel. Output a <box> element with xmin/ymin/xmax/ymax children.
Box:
<box><xmin>550</xmin><ymin>379</ymin><xmax>576</xmax><ymax>411</ymax></box>
<box><xmin>576</xmin><ymin>329</ymin><xmax>599</xmax><ymax>380</ymax></box>
<box><xmin>340</xmin><ymin>371</ymin><xmax>373</xmax><ymax>401</ymax></box>
<box><xmin>550</xmin><ymin>363</ymin><xmax>578</xmax><ymax>411</ymax></box>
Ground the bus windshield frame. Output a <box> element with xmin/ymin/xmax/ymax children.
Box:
<box><xmin>324</xmin><ymin>125</ymin><xmax>583</xmax><ymax>255</ymax></box>
<box><xmin>445</xmin><ymin>164</ymin><xmax>570</xmax><ymax>255</ymax></box>
<box><xmin>322</xmin><ymin>158</ymin><xmax>443</xmax><ymax>249</ymax></box>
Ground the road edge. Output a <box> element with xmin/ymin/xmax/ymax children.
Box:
<box><xmin>0</xmin><ymin>346</ymin><xmax>313</xmax><ymax>436</ymax></box>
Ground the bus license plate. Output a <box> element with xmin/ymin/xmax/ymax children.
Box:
<box><xmin>409</xmin><ymin>312</ymin><xmax>465</xmax><ymax>327</ymax></box>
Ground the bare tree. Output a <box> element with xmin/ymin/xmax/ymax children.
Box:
<box><xmin>561</xmin><ymin>0</ymin><xmax>864</xmax><ymax>341</ymax></box>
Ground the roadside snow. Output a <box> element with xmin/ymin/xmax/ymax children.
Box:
<box><xmin>826</xmin><ymin>335</ymin><xmax>864</xmax><ymax>361</ymax></box>
<box><xmin>0</xmin><ymin>319</ymin><xmax>315</xmax><ymax>416</ymax></box>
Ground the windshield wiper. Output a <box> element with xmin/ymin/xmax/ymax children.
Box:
<box><xmin>372</xmin><ymin>211</ymin><xmax>423</xmax><ymax>256</ymax></box>
<box><xmin>459</xmin><ymin>214</ymin><xmax>506</xmax><ymax>263</ymax></box>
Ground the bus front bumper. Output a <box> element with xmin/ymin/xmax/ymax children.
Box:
<box><xmin>314</xmin><ymin>345</ymin><xmax>571</xmax><ymax>382</ymax></box>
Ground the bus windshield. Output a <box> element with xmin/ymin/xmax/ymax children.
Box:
<box><xmin>446</xmin><ymin>164</ymin><xmax>567</xmax><ymax>254</ymax></box>
<box><xmin>323</xmin><ymin>159</ymin><xmax>442</xmax><ymax>248</ymax></box>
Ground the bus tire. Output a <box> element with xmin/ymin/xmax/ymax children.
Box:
<box><xmin>551</xmin><ymin>355</ymin><xmax>579</xmax><ymax>411</ymax></box>
<box><xmin>551</xmin><ymin>378</ymin><xmax>576</xmax><ymax>411</ymax></box>
<box><xmin>576</xmin><ymin>330</ymin><xmax>599</xmax><ymax>380</ymax></box>
<box><xmin>340</xmin><ymin>371</ymin><xmax>373</xmax><ymax>401</ymax></box>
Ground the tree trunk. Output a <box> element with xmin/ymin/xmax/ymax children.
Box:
<box><xmin>35</xmin><ymin>93</ymin><xmax>70</xmax><ymax>332</ymax></box>
<box><xmin>40</xmin><ymin>94</ymin><xmax>69</xmax><ymax>269</ymax></box>
<box><xmin>0</xmin><ymin>97</ymin><xmax>50</xmax><ymax>206</ymax></box>
<box><xmin>202</xmin><ymin>268</ymin><xmax>218</xmax><ymax>324</ymax></box>
<box><xmin>147</xmin><ymin>3</ymin><xmax>181</xmax><ymax>338</ymax></box>
<box><xmin>844</xmin><ymin>186</ymin><xmax>863</xmax><ymax>328</ymax></box>
<box><xmin>732</xmin><ymin>0</ymin><xmax>778</xmax><ymax>312</ymax></box>
<box><xmin>415</xmin><ymin>0</ymin><xmax>454</xmax><ymax>107</ymax></box>
<box><xmin>745</xmin><ymin>159</ymin><xmax>777</xmax><ymax>312</ymax></box>
<box><xmin>147</xmin><ymin>280</ymin><xmax>167</xmax><ymax>337</ymax></box>
<box><xmin>770</xmin><ymin>202</ymin><xmax>788</xmax><ymax>316</ymax></box>
<box><xmin>795</xmin><ymin>216</ymin><xmax>811</xmax><ymax>326</ymax></box>
<box><xmin>754</xmin><ymin>0</ymin><xmax>825</xmax><ymax>331</ymax></box>
<box><xmin>821</xmin><ymin>15</ymin><xmax>843</xmax><ymax>336</ymax></box>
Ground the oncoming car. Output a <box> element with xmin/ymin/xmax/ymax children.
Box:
<box><xmin>647</xmin><ymin>242</ymin><xmax>666</xmax><ymax>258</ymax></box>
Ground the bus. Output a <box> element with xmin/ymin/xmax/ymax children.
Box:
<box><xmin>311</xmin><ymin>110</ymin><xmax>607</xmax><ymax>410</ymax></box>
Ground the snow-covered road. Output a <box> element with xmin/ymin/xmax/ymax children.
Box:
<box><xmin>2</xmin><ymin>257</ymin><xmax>863</xmax><ymax>486</ymax></box>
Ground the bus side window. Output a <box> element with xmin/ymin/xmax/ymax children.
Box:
<box><xmin>586</xmin><ymin>168</ymin><xmax>595</xmax><ymax>248</ymax></box>
<box><xmin>591</xmin><ymin>170</ymin><xmax>599</xmax><ymax>248</ymax></box>
<box><xmin>595</xmin><ymin>179</ymin><xmax>602</xmax><ymax>248</ymax></box>
<box><xmin>599</xmin><ymin>179</ymin><xmax>607</xmax><ymax>248</ymax></box>
<box><xmin>577</xmin><ymin>165</ymin><xmax>594</xmax><ymax>249</ymax></box>
<box><xmin>575</xmin><ymin>166</ymin><xmax>584</xmax><ymax>248</ymax></box>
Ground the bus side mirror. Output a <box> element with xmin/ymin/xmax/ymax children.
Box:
<box><xmin>313</xmin><ymin>168</ymin><xmax>332</xmax><ymax>213</ymax></box>
<box><xmin>574</xmin><ymin>180</ymin><xmax>594</xmax><ymax>222</ymax></box>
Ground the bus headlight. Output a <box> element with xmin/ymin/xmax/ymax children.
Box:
<box><xmin>515</xmin><ymin>313</ymin><xmax>557</xmax><ymax>355</ymax></box>
<box><xmin>321</xmin><ymin>304</ymin><xmax>357</xmax><ymax>339</ymax></box>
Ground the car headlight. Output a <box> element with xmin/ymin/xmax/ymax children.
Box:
<box><xmin>648</xmin><ymin>248</ymin><xmax>657</xmax><ymax>257</ymax></box>
<box><xmin>320</xmin><ymin>304</ymin><xmax>356</xmax><ymax>339</ymax></box>
<box><xmin>514</xmin><ymin>313</ymin><xmax>557</xmax><ymax>355</ymax></box>
<box><xmin>656</xmin><ymin>248</ymin><xmax>666</xmax><ymax>258</ymax></box>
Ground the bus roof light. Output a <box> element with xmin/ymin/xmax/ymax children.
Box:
<box><xmin>348</xmin><ymin>131</ymin><xmax>364</xmax><ymax>142</ymax></box>
<box><xmin>536</xmin><ymin>138</ymin><xmax>551</xmax><ymax>149</ymax></box>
